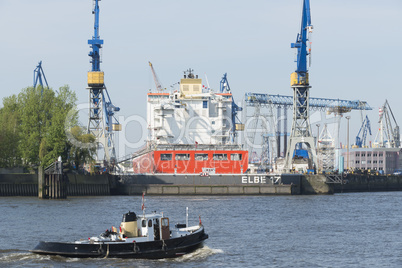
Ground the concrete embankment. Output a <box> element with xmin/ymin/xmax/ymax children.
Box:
<box><xmin>334</xmin><ymin>174</ymin><xmax>402</xmax><ymax>193</ymax></box>
<box><xmin>282</xmin><ymin>174</ymin><xmax>334</xmax><ymax>195</ymax></box>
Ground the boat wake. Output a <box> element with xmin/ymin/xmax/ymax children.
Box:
<box><xmin>0</xmin><ymin>249</ymin><xmax>52</xmax><ymax>266</ymax></box>
<box><xmin>0</xmin><ymin>246</ymin><xmax>222</xmax><ymax>266</ymax></box>
<box><xmin>166</xmin><ymin>245</ymin><xmax>223</xmax><ymax>263</ymax></box>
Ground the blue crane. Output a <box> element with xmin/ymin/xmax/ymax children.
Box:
<box><xmin>87</xmin><ymin>0</ymin><xmax>120</xmax><ymax>165</ymax></box>
<box><xmin>284</xmin><ymin>0</ymin><xmax>317</xmax><ymax>171</ymax></box>
<box><xmin>33</xmin><ymin>61</ymin><xmax>49</xmax><ymax>94</ymax></box>
<box><xmin>88</xmin><ymin>0</ymin><xmax>103</xmax><ymax>72</ymax></box>
<box><xmin>219</xmin><ymin>73</ymin><xmax>243</xmax><ymax>142</ymax></box>
<box><xmin>355</xmin><ymin>115</ymin><xmax>372</xmax><ymax>148</ymax></box>
<box><xmin>291</xmin><ymin>0</ymin><xmax>312</xmax><ymax>75</ymax></box>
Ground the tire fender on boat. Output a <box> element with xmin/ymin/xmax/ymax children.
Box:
<box><xmin>133</xmin><ymin>242</ymin><xmax>140</xmax><ymax>253</ymax></box>
<box><xmin>98</xmin><ymin>244</ymin><xmax>105</xmax><ymax>255</ymax></box>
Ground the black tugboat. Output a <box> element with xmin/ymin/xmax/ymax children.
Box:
<box><xmin>31</xmin><ymin>200</ymin><xmax>208</xmax><ymax>259</ymax></box>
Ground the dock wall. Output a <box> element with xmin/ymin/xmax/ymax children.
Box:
<box><xmin>0</xmin><ymin>174</ymin><xmax>38</xmax><ymax>196</ymax></box>
<box><xmin>0</xmin><ymin>173</ymin><xmax>110</xmax><ymax>196</ymax></box>
<box><xmin>334</xmin><ymin>174</ymin><xmax>402</xmax><ymax>193</ymax></box>
<box><xmin>282</xmin><ymin>174</ymin><xmax>334</xmax><ymax>195</ymax></box>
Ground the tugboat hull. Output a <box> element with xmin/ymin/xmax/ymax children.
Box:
<box><xmin>31</xmin><ymin>226</ymin><xmax>208</xmax><ymax>259</ymax></box>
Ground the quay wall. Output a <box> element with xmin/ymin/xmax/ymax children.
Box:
<box><xmin>0</xmin><ymin>174</ymin><xmax>38</xmax><ymax>196</ymax></box>
<box><xmin>0</xmin><ymin>173</ymin><xmax>110</xmax><ymax>196</ymax></box>
<box><xmin>282</xmin><ymin>174</ymin><xmax>334</xmax><ymax>195</ymax></box>
<box><xmin>334</xmin><ymin>174</ymin><xmax>402</xmax><ymax>193</ymax></box>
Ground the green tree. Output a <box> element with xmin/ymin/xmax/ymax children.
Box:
<box><xmin>68</xmin><ymin>126</ymin><xmax>96</xmax><ymax>169</ymax></box>
<box><xmin>0</xmin><ymin>95</ymin><xmax>21</xmax><ymax>167</ymax></box>
<box><xmin>18</xmin><ymin>86</ymin><xmax>54</xmax><ymax>167</ymax></box>
<box><xmin>38</xmin><ymin>86</ymin><xmax>78</xmax><ymax>167</ymax></box>
<box><xmin>0</xmin><ymin>85</ymin><xmax>95</xmax><ymax>170</ymax></box>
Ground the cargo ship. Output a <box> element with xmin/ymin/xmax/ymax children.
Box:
<box><xmin>132</xmin><ymin>69</ymin><xmax>249</xmax><ymax>177</ymax></box>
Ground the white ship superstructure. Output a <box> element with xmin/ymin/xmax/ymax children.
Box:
<box><xmin>147</xmin><ymin>70</ymin><xmax>233</xmax><ymax>145</ymax></box>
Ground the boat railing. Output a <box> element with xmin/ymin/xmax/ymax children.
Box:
<box><xmin>177</xmin><ymin>225</ymin><xmax>201</xmax><ymax>233</ymax></box>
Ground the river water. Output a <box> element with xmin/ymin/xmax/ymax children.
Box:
<box><xmin>0</xmin><ymin>192</ymin><xmax>401</xmax><ymax>267</ymax></box>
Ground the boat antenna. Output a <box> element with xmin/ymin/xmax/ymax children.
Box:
<box><xmin>186</xmin><ymin>207</ymin><xmax>189</xmax><ymax>228</ymax></box>
<box><xmin>141</xmin><ymin>192</ymin><xmax>146</xmax><ymax>217</ymax></box>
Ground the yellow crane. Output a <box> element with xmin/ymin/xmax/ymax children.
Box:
<box><xmin>149</xmin><ymin>61</ymin><xmax>165</xmax><ymax>92</ymax></box>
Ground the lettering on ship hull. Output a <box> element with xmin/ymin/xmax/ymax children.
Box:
<box><xmin>241</xmin><ymin>176</ymin><xmax>267</xmax><ymax>184</ymax></box>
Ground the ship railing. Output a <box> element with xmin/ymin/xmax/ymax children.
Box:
<box><xmin>151</xmin><ymin>144</ymin><xmax>243</xmax><ymax>151</ymax></box>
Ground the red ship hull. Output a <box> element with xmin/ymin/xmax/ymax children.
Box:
<box><xmin>133</xmin><ymin>150</ymin><xmax>248</xmax><ymax>174</ymax></box>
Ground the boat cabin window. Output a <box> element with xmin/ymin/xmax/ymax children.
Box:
<box><xmin>195</xmin><ymin>154</ymin><xmax>208</xmax><ymax>161</ymax></box>
<box><xmin>160</xmin><ymin>154</ymin><xmax>172</xmax><ymax>161</ymax></box>
<box><xmin>231</xmin><ymin>153</ymin><xmax>242</xmax><ymax>161</ymax></box>
<box><xmin>213</xmin><ymin>153</ymin><xmax>228</xmax><ymax>160</ymax></box>
<box><xmin>175</xmin><ymin>154</ymin><xmax>190</xmax><ymax>161</ymax></box>
<box><xmin>162</xmin><ymin>218</ymin><xmax>169</xmax><ymax>227</ymax></box>
<box><xmin>148</xmin><ymin>219</ymin><xmax>152</xmax><ymax>227</ymax></box>
<box><xmin>142</xmin><ymin>220</ymin><xmax>146</xmax><ymax>228</ymax></box>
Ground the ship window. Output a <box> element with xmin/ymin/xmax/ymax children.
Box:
<box><xmin>195</xmin><ymin>154</ymin><xmax>208</xmax><ymax>161</ymax></box>
<box><xmin>203</xmin><ymin>101</ymin><xmax>208</xmax><ymax>108</ymax></box>
<box><xmin>162</xmin><ymin>218</ymin><xmax>169</xmax><ymax>227</ymax></box>
<box><xmin>183</xmin><ymin>85</ymin><xmax>189</xmax><ymax>91</ymax></box>
<box><xmin>175</xmin><ymin>154</ymin><xmax>190</xmax><ymax>160</ymax></box>
<box><xmin>231</xmin><ymin>154</ymin><xmax>242</xmax><ymax>161</ymax></box>
<box><xmin>213</xmin><ymin>154</ymin><xmax>228</xmax><ymax>160</ymax></box>
<box><xmin>142</xmin><ymin>220</ymin><xmax>146</xmax><ymax>227</ymax></box>
<box><xmin>160</xmin><ymin>154</ymin><xmax>172</xmax><ymax>161</ymax></box>
<box><xmin>148</xmin><ymin>220</ymin><xmax>152</xmax><ymax>227</ymax></box>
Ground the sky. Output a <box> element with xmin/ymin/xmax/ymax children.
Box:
<box><xmin>0</xmin><ymin>0</ymin><xmax>401</xmax><ymax>157</ymax></box>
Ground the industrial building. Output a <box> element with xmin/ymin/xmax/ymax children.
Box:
<box><xmin>341</xmin><ymin>148</ymin><xmax>402</xmax><ymax>174</ymax></box>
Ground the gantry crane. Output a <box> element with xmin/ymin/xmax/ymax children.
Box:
<box><xmin>284</xmin><ymin>0</ymin><xmax>317</xmax><ymax>171</ymax></box>
<box><xmin>33</xmin><ymin>61</ymin><xmax>49</xmax><ymax>94</ymax></box>
<box><xmin>87</xmin><ymin>0</ymin><xmax>121</xmax><ymax>166</ymax></box>
<box><xmin>373</xmin><ymin>100</ymin><xmax>400</xmax><ymax>148</ymax></box>
<box><xmin>243</xmin><ymin>93</ymin><xmax>372</xmax><ymax>166</ymax></box>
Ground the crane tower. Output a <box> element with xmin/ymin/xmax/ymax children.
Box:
<box><xmin>87</xmin><ymin>0</ymin><xmax>121</xmax><ymax>166</ymax></box>
<box><xmin>284</xmin><ymin>0</ymin><xmax>318</xmax><ymax>171</ymax></box>
<box><xmin>33</xmin><ymin>61</ymin><xmax>49</xmax><ymax>92</ymax></box>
